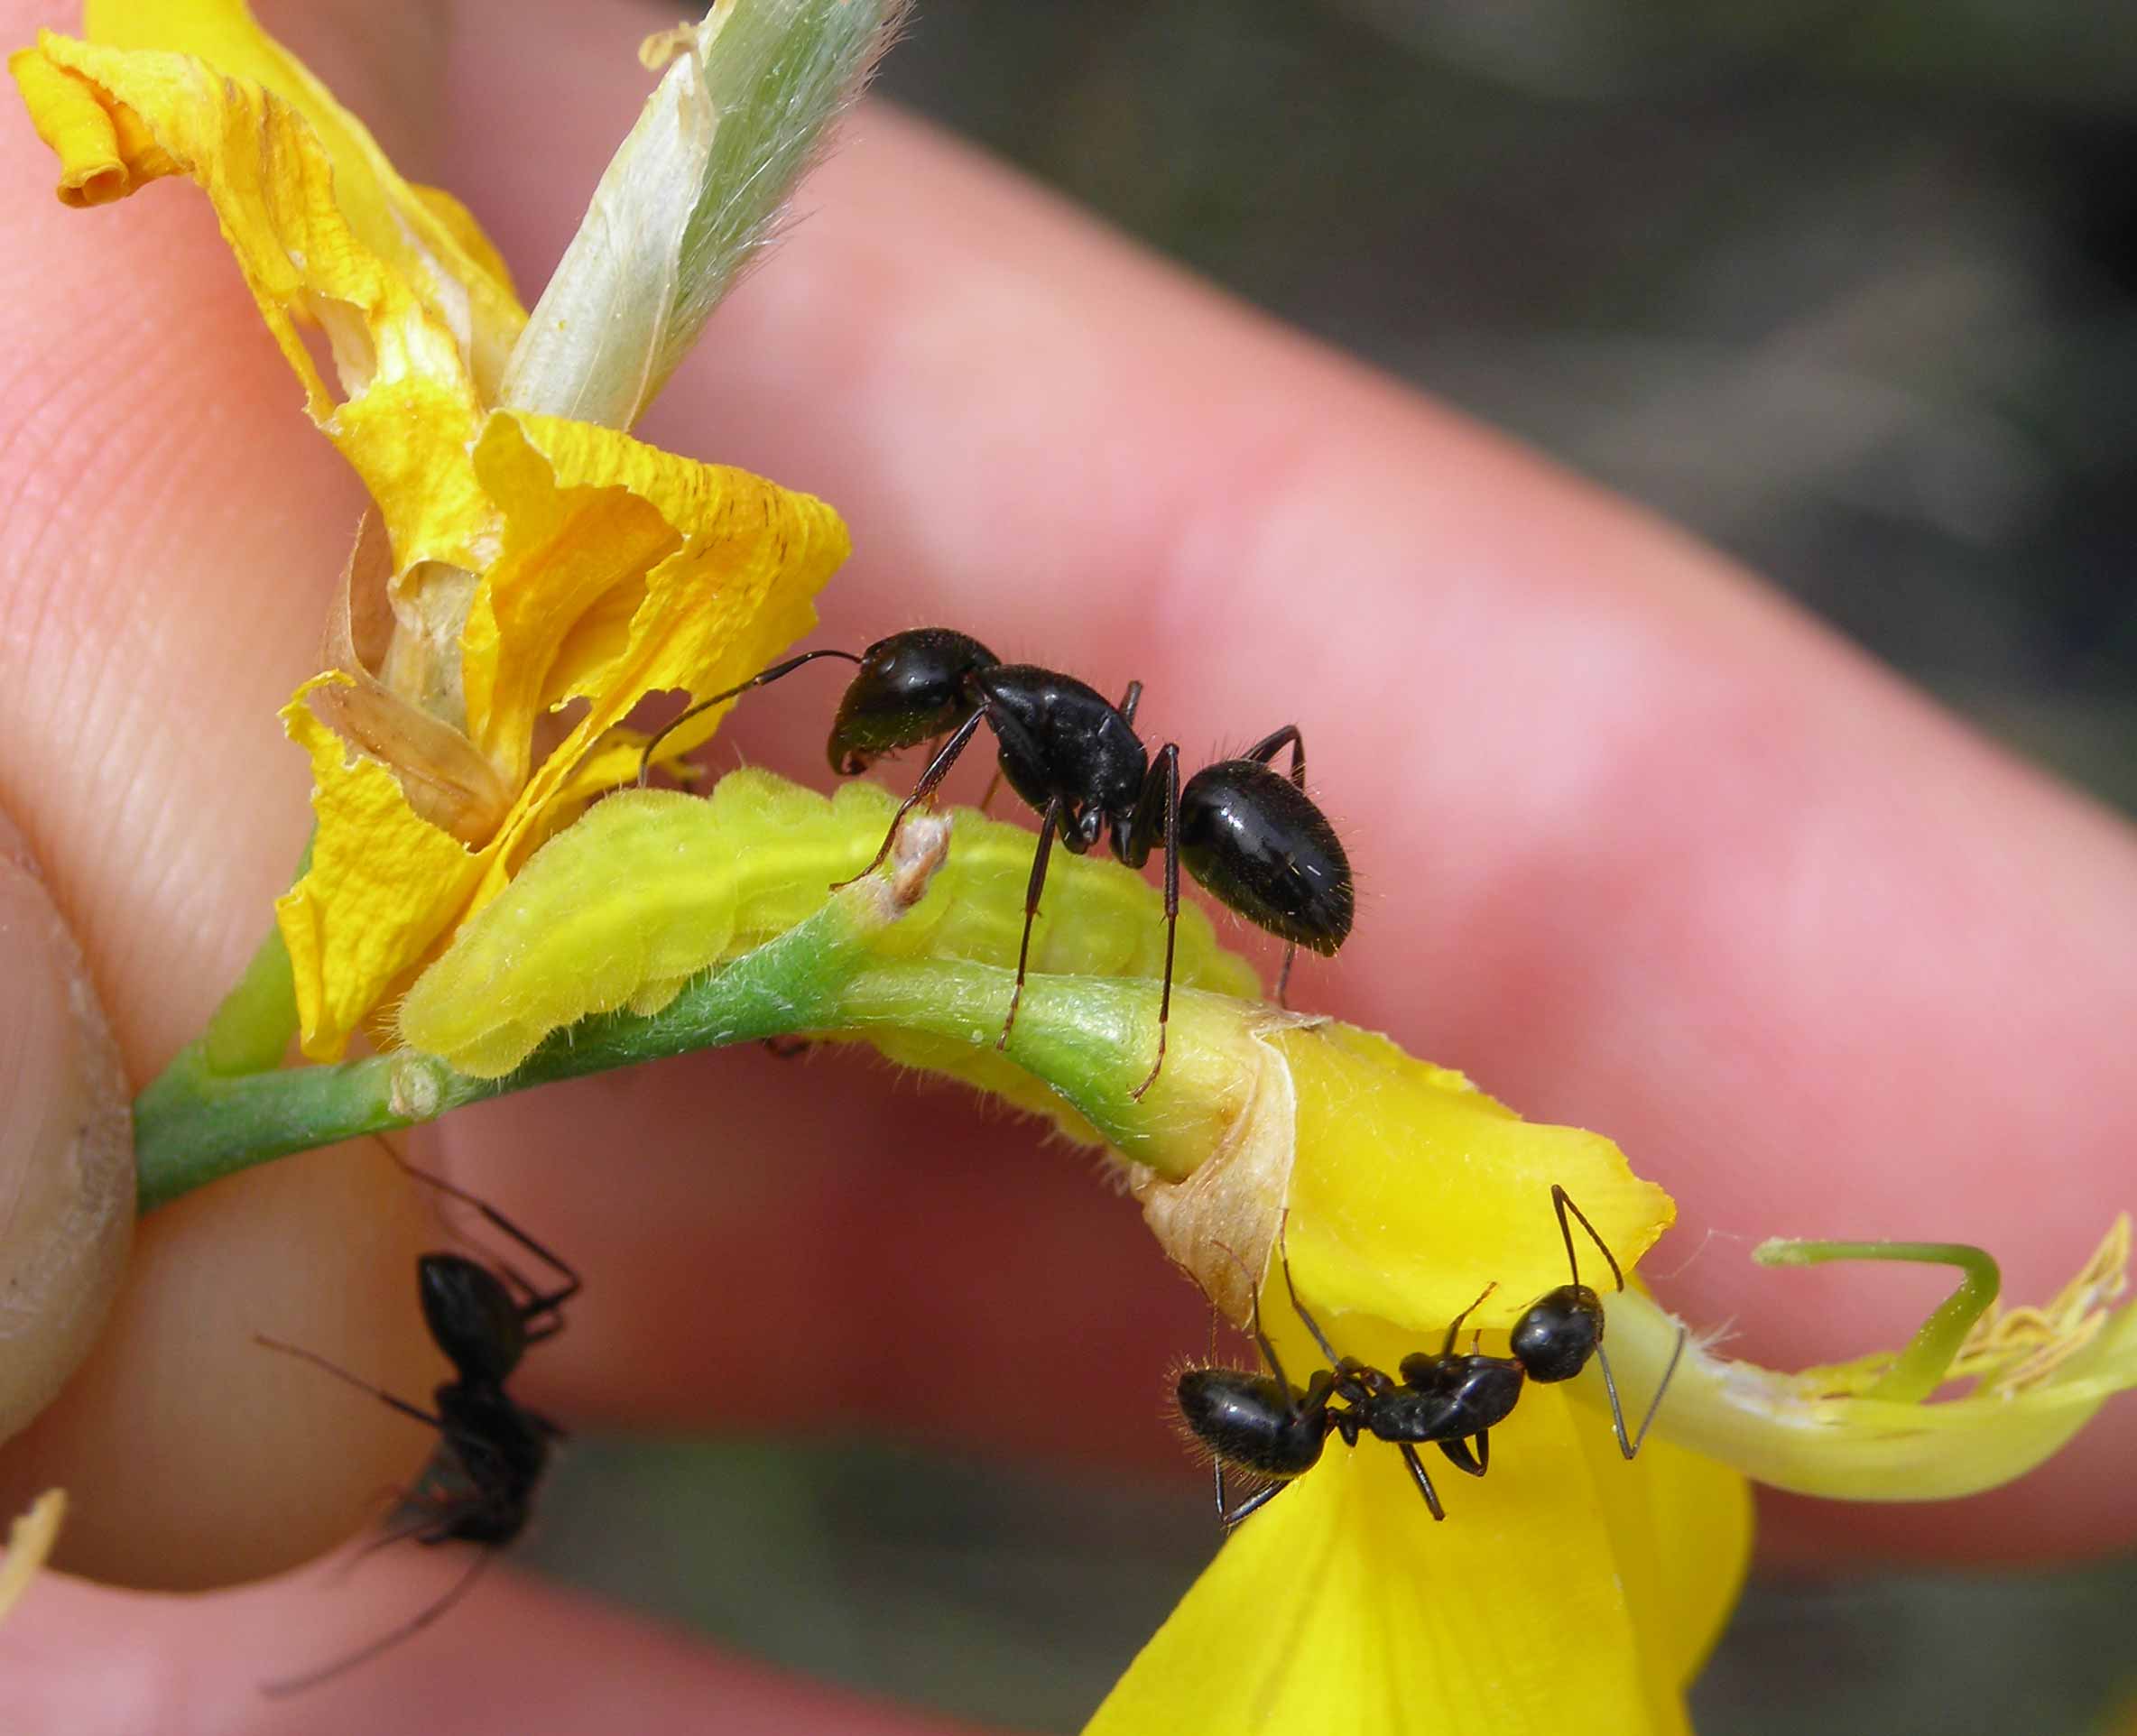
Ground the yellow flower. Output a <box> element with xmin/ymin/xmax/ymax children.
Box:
<box><xmin>1091</xmin><ymin>1020</ymin><xmax>1749</xmax><ymax>1734</ymax></box>
<box><xmin>12</xmin><ymin>0</ymin><xmax>847</xmax><ymax>1059</ymax></box>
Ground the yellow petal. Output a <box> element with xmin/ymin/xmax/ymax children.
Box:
<box><xmin>11</xmin><ymin>27</ymin><xmax>513</xmax><ymax>577</ymax></box>
<box><xmin>275</xmin><ymin>676</ymin><xmax>480</xmax><ymax>1059</ymax></box>
<box><xmin>74</xmin><ymin>0</ymin><xmax>522</xmax><ymax>392</ymax></box>
<box><xmin>276</xmin><ymin>419</ymin><xmax>846</xmax><ymax>1059</ymax></box>
<box><xmin>460</xmin><ymin>412</ymin><xmax>844</xmax><ymax>773</ymax></box>
<box><xmin>0</xmin><ymin>1490</ymin><xmax>66</xmax><ymax>1626</ymax></box>
<box><xmin>1090</xmin><ymin>1315</ymin><xmax>1744</xmax><ymax>1736</ymax></box>
<box><xmin>1275</xmin><ymin>1021</ymin><xmax>1674</xmax><ymax>1336</ymax></box>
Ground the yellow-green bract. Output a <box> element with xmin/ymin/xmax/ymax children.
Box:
<box><xmin>396</xmin><ymin>769</ymin><xmax>1263</xmax><ymax>1077</ymax></box>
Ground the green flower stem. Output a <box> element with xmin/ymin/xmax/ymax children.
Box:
<box><xmin>1753</xmin><ymin>1237</ymin><xmax>2002</xmax><ymax>1403</ymax></box>
<box><xmin>136</xmin><ymin>888</ymin><xmax>879</xmax><ymax>1211</ymax></box>
<box><xmin>197</xmin><ymin>922</ymin><xmax>301</xmax><ymax>1077</ymax></box>
<box><xmin>131</xmin><ymin>843</ymin><xmax>1254</xmax><ymax>1214</ymax></box>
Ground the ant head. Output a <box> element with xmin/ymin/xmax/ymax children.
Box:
<box><xmin>1509</xmin><ymin>1283</ymin><xmax>1605</xmax><ymax>1383</ymax></box>
<box><xmin>419</xmin><ymin>1253</ymin><xmax>526</xmax><ymax>1386</ymax></box>
<box><xmin>828</xmin><ymin>629</ymin><xmax>998</xmax><ymax>774</ymax></box>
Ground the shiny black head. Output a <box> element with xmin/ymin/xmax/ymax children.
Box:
<box><xmin>1508</xmin><ymin>1283</ymin><xmax>1605</xmax><ymax>1384</ymax></box>
<box><xmin>1176</xmin><ymin>1367</ymin><xmax>1333</xmax><ymax>1480</ymax></box>
<box><xmin>1177</xmin><ymin>761</ymin><xmax>1354</xmax><ymax>954</ymax></box>
<box><xmin>828</xmin><ymin>628</ymin><xmax>1000</xmax><ymax>774</ymax></box>
<box><xmin>419</xmin><ymin>1253</ymin><xmax>528</xmax><ymax>1388</ymax></box>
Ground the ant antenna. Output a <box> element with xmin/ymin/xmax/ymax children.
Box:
<box><xmin>371</xmin><ymin>1138</ymin><xmax>581</xmax><ymax>1330</ymax></box>
<box><xmin>1595</xmin><ymin>1324</ymin><xmax>1689</xmax><ymax>1461</ymax></box>
<box><xmin>1545</xmin><ymin>1183</ymin><xmax>1684</xmax><ymax>1458</ymax></box>
<box><xmin>635</xmin><ymin>647</ymin><xmax>864</xmax><ymax>784</ymax></box>
<box><xmin>260</xmin><ymin>1549</ymin><xmax>495</xmax><ymax>1697</ymax></box>
<box><xmin>1211</xmin><ymin>1233</ymin><xmax>1294</xmax><ymax>1394</ymax></box>
<box><xmin>254</xmin><ymin>1334</ymin><xmax>442</xmax><ymax>1433</ymax></box>
<box><xmin>1439</xmin><ymin>1282</ymin><xmax>1499</xmax><ymax>1357</ymax></box>
<box><xmin>1273</xmin><ymin>1214</ymin><xmax>1348</xmax><ymax>1373</ymax></box>
<box><xmin>1550</xmin><ymin>1184</ymin><xmax>1625</xmax><ymax>1293</ymax></box>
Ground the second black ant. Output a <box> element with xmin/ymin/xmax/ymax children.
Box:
<box><xmin>254</xmin><ymin>1154</ymin><xmax>580</xmax><ymax>1694</ymax></box>
<box><xmin>1175</xmin><ymin>1186</ymin><xmax>1689</xmax><ymax>1526</ymax></box>
<box><xmin>640</xmin><ymin>627</ymin><xmax>1355</xmax><ymax>1095</ymax></box>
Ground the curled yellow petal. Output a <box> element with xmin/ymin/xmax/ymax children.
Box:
<box><xmin>70</xmin><ymin>0</ymin><xmax>520</xmax><ymax>390</ymax></box>
<box><xmin>10</xmin><ymin>23</ymin><xmax>515</xmax><ymax>578</ymax></box>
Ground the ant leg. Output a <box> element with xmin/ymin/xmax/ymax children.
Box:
<box><xmin>1551</xmin><ymin>1183</ymin><xmax>1626</xmax><ymax>1292</ymax></box>
<box><xmin>636</xmin><ymin>648</ymin><xmax>863</xmax><ymax>785</ymax></box>
<box><xmin>998</xmin><ymin>794</ymin><xmax>1062</xmax><ymax>1049</ymax></box>
<box><xmin>254</xmin><ymin>1334</ymin><xmax>444</xmax><ymax>1432</ymax></box>
<box><xmin>384</xmin><ymin>1144</ymin><xmax>581</xmax><ymax>1323</ymax></box>
<box><xmin>1117</xmin><ymin>679</ymin><xmax>1144</xmax><ymax>727</ymax></box>
<box><xmin>261</xmin><ymin>1548</ymin><xmax>495</xmax><ymax>1697</ymax></box>
<box><xmin>1396</xmin><ymin>1444</ymin><xmax>1448</xmax><ymax>1521</ymax></box>
<box><xmin>1220</xmin><ymin>1480</ymin><xmax>1289</xmax><ymax>1528</ymax></box>
<box><xmin>1436</xmin><ymin>1432</ymin><xmax>1490</xmax><ymax>1477</ymax></box>
<box><xmin>1438</xmin><ymin>1282</ymin><xmax>1500</xmax><ymax>1357</ymax></box>
<box><xmin>1244</xmin><ymin>726</ymin><xmax>1307</xmax><ymax>1008</ymax></box>
<box><xmin>1272</xmin><ymin>942</ymin><xmax>1299</xmax><ymax>1008</ymax></box>
<box><xmin>977</xmin><ymin>766</ymin><xmax>1004</xmax><ymax>814</ymax></box>
<box><xmin>1128</xmin><ymin>743</ymin><xmax>1181</xmax><ymax>1101</ymax></box>
<box><xmin>1241</xmin><ymin>723</ymin><xmax>1307</xmax><ymax>790</ymax></box>
<box><xmin>830</xmin><ymin>706</ymin><xmax>989</xmax><ymax>890</ymax></box>
<box><xmin>1601</xmin><ymin>1324</ymin><xmax>1689</xmax><ymax>1461</ymax></box>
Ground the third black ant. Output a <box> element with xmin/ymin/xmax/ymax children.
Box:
<box><xmin>1175</xmin><ymin>1187</ymin><xmax>1688</xmax><ymax>1526</ymax></box>
<box><xmin>640</xmin><ymin>627</ymin><xmax>1355</xmax><ymax>1094</ymax></box>
<box><xmin>255</xmin><ymin>1154</ymin><xmax>580</xmax><ymax>1694</ymax></box>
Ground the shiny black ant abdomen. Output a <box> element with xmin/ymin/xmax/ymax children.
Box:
<box><xmin>254</xmin><ymin>1156</ymin><xmax>580</xmax><ymax>1693</ymax></box>
<box><xmin>1176</xmin><ymin>1187</ymin><xmax>1688</xmax><ymax>1527</ymax></box>
<box><xmin>641</xmin><ymin>628</ymin><xmax>1355</xmax><ymax>1093</ymax></box>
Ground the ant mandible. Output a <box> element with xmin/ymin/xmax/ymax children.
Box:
<box><xmin>639</xmin><ymin>628</ymin><xmax>1355</xmax><ymax>1095</ymax></box>
<box><xmin>1174</xmin><ymin>1186</ymin><xmax>1689</xmax><ymax>1527</ymax></box>
<box><xmin>254</xmin><ymin>1153</ymin><xmax>581</xmax><ymax>1694</ymax></box>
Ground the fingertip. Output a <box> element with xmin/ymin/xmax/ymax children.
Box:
<box><xmin>0</xmin><ymin>1143</ymin><xmax>438</xmax><ymax>1591</ymax></box>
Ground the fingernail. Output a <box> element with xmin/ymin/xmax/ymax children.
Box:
<box><xmin>0</xmin><ymin>820</ymin><xmax>133</xmax><ymax>1446</ymax></box>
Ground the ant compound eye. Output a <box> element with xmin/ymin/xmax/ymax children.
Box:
<box><xmin>1512</xmin><ymin>1285</ymin><xmax>1605</xmax><ymax>1383</ymax></box>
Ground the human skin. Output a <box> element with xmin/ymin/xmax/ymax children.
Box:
<box><xmin>0</xmin><ymin>0</ymin><xmax>2132</xmax><ymax>1728</ymax></box>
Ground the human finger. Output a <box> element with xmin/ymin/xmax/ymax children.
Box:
<box><xmin>0</xmin><ymin>1554</ymin><xmax>984</xmax><ymax>1736</ymax></box>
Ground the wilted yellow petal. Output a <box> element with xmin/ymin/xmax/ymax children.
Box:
<box><xmin>461</xmin><ymin>412</ymin><xmax>842</xmax><ymax>772</ymax></box>
<box><xmin>275</xmin><ymin>677</ymin><xmax>480</xmax><ymax>1059</ymax></box>
<box><xmin>276</xmin><ymin>420</ymin><xmax>846</xmax><ymax>1059</ymax></box>
<box><xmin>73</xmin><ymin>0</ymin><xmax>522</xmax><ymax>392</ymax></box>
<box><xmin>1274</xmin><ymin>1021</ymin><xmax>1672</xmax><ymax>1336</ymax></box>
<box><xmin>11</xmin><ymin>27</ymin><xmax>511</xmax><ymax>577</ymax></box>
<box><xmin>1090</xmin><ymin>1311</ymin><xmax>1742</xmax><ymax>1736</ymax></box>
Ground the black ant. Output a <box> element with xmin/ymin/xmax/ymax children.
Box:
<box><xmin>639</xmin><ymin>628</ymin><xmax>1355</xmax><ymax>1094</ymax></box>
<box><xmin>1174</xmin><ymin>1187</ymin><xmax>1688</xmax><ymax>1526</ymax></box>
<box><xmin>254</xmin><ymin>1155</ymin><xmax>580</xmax><ymax>1694</ymax></box>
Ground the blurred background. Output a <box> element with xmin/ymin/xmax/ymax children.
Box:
<box><xmin>522</xmin><ymin>2</ymin><xmax>2137</xmax><ymax>1731</ymax></box>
